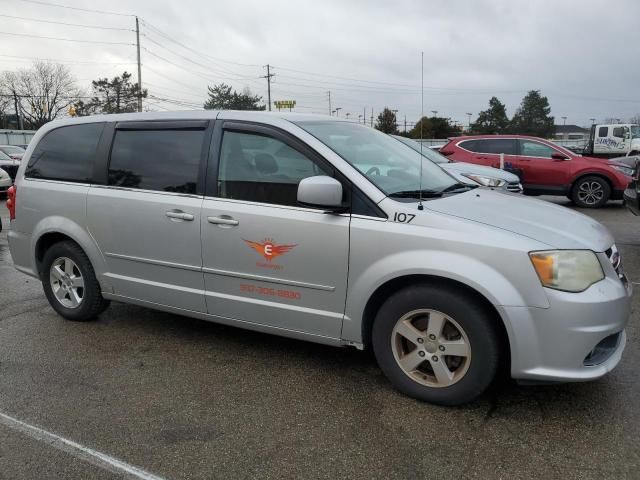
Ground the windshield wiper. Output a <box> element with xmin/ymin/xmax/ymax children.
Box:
<box><xmin>439</xmin><ymin>183</ymin><xmax>478</xmax><ymax>194</ymax></box>
<box><xmin>389</xmin><ymin>189</ymin><xmax>443</xmax><ymax>199</ymax></box>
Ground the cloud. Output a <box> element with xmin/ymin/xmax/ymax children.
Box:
<box><xmin>2</xmin><ymin>0</ymin><xmax>639</xmax><ymax>125</ymax></box>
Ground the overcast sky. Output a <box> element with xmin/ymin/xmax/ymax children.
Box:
<box><xmin>2</xmin><ymin>0</ymin><xmax>639</xmax><ymax>128</ymax></box>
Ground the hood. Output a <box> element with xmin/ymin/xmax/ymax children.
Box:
<box><xmin>609</xmin><ymin>155</ymin><xmax>640</xmax><ymax>169</ymax></box>
<box><xmin>424</xmin><ymin>189</ymin><xmax>614</xmax><ymax>251</ymax></box>
<box><xmin>442</xmin><ymin>161</ymin><xmax>519</xmax><ymax>182</ymax></box>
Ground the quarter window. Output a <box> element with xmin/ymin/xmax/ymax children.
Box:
<box><xmin>108</xmin><ymin>129</ymin><xmax>204</xmax><ymax>193</ymax></box>
<box><xmin>519</xmin><ymin>140</ymin><xmax>557</xmax><ymax>158</ymax></box>
<box><xmin>26</xmin><ymin>123</ymin><xmax>104</xmax><ymax>182</ymax></box>
<box><xmin>217</xmin><ymin>130</ymin><xmax>334</xmax><ymax>207</ymax></box>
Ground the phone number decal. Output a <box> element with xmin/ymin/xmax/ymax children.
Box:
<box><xmin>240</xmin><ymin>283</ymin><xmax>301</xmax><ymax>300</ymax></box>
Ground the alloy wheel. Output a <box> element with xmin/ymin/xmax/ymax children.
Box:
<box><xmin>577</xmin><ymin>181</ymin><xmax>604</xmax><ymax>206</ymax></box>
<box><xmin>391</xmin><ymin>309</ymin><xmax>471</xmax><ymax>388</ymax></box>
<box><xmin>49</xmin><ymin>256</ymin><xmax>85</xmax><ymax>309</ymax></box>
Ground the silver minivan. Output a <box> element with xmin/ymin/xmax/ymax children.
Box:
<box><xmin>7</xmin><ymin>111</ymin><xmax>632</xmax><ymax>405</ymax></box>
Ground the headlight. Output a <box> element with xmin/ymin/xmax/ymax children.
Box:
<box><xmin>462</xmin><ymin>174</ymin><xmax>506</xmax><ymax>187</ymax></box>
<box><xmin>529</xmin><ymin>250</ymin><xmax>604</xmax><ymax>292</ymax></box>
<box><xmin>611</xmin><ymin>165</ymin><xmax>634</xmax><ymax>176</ymax></box>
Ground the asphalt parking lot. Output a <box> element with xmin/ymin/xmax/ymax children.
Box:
<box><xmin>0</xmin><ymin>198</ymin><xmax>638</xmax><ymax>480</ymax></box>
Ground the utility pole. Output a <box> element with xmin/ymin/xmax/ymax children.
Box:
<box><xmin>13</xmin><ymin>92</ymin><xmax>23</xmax><ymax>130</ymax></box>
<box><xmin>404</xmin><ymin>115</ymin><xmax>407</xmax><ymax>133</ymax></box>
<box><xmin>261</xmin><ymin>64</ymin><xmax>275</xmax><ymax>111</ymax></box>
<box><xmin>135</xmin><ymin>16</ymin><xmax>142</xmax><ymax>112</ymax></box>
<box><xmin>363</xmin><ymin>107</ymin><xmax>366</xmax><ymax>124</ymax></box>
<box><xmin>371</xmin><ymin>110</ymin><xmax>374</xmax><ymax>127</ymax></box>
<box><xmin>589</xmin><ymin>117</ymin><xmax>596</xmax><ymax>125</ymax></box>
<box><xmin>327</xmin><ymin>91</ymin><xmax>331</xmax><ymax>115</ymax></box>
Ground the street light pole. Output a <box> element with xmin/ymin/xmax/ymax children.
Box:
<box><xmin>391</xmin><ymin>109</ymin><xmax>398</xmax><ymax>131</ymax></box>
<box><xmin>561</xmin><ymin>116</ymin><xmax>567</xmax><ymax>126</ymax></box>
<box><xmin>335</xmin><ymin>107</ymin><xmax>342</xmax><ymax>117</ymax></box>
<box><xmin>466</xmin><ymin>112</ymin><xmax>472</xmax><ymax>131</ymax></box>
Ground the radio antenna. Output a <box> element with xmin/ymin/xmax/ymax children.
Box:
<box><xmin>418</xmin><ymin>51</ymin><xmax>424</xmax><ymax>210</ymax></box>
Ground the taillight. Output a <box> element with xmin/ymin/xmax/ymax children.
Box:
<box><xmin>7</xmin><ymin>185</ymin><xmax>16</xmax><ymax>220</ymax></box>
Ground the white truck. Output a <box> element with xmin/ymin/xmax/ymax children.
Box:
<box><xmin>584</xmin><ymin>123</ymin><xmax>640</xmax><ymax>158</ymax></box>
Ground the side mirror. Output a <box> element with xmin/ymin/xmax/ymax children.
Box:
<box><xmin>551</xmin><ymin>152</ymin><xmax>569</xmax><ymax>161</ymax></box>
<box><xmin>297</xmin><ymin>176</ymin><xmax>344</xmax><ymax>210</ymax></box>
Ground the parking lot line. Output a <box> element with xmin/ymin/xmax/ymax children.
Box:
<box><xmin>0</xmin><ymin>411</ymin><xmax>167</xmax><ymax>480</ymax></box>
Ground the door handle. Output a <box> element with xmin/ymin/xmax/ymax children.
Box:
<box><xmin>166</xmin><ymin>210</ymin><xmax>194</xmax><ymax>221</ymax></box>
<box><xmin>207</xmin><ymin>216</ymin><xmax>239</xmax><ymax>226</ymax></box>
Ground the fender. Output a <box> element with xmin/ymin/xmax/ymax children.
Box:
<box><xmin>342</xmin><ymin>249</ymin><xmax>550</xmax><ymax>344</ymax></box>
<box><xmin>30</xmin><ymin>215</ymin><xmax>113</xmax><ymax>293</ymax></box>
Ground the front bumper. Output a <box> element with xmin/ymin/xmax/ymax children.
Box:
<box><xmin>499</xmin><ymin>274</ymin><xmax>632</xmax><ymax>382</ymax></box>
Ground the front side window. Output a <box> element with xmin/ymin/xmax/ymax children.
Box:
<box><xmin>519</xmin><ymin>140</ymin><xmax>557</xmax><ymax>158</ymax></box>
<box><xmin>108</xmin><ymin>129</ymin><xmax>204</xmax><ymax>193</ymax></box>
<box><xmin>217</xmin><ymin>130</ymin><xmax>333</xmax><ymax>207</ymax></box>
<box><xmin>26</xmin><ymin>123</ymin><xmax>104</xmax><ymax>182</ymax></box>
<box><xmin>612</xmin><ymin>127</ymin><xmax>626</xmax><ymax>138</ymax></box>
<box><xmin>296</xmin><ymin>121</ymin><xmax>457</xmax><ymax>197</ymax></box>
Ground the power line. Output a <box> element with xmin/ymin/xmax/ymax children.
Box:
<box><xmin>14</xmin><ymin>0</ymin><xmax>134</xmax><ymax>17</ymax></box>
<box><xmin>0</xmin><ymin>13</ymin><xmax>133</xmax><ymax>31</ymax></box>
<box><xmin>139</xmin><ymin>18</ymin><xmax>261</xmax><ymax>68</ymax></box>
<box><xmin>141</xmin><ymin>47</ymin><xmax>259</xmax><ymax>86</ymax></box>
<box><xmin>0</xmin><ymin>30</ymin><xmax>134</xmax><ymax>45</ymax></box>
<box><xmin>0</xmin><ymin>53</ymin><xmax>136</xmax><ymax>65</ymax></box>
<box><xmin>141</xmin><ymin>37</ymin><xmax>259</xmax><ymax>82</ymax></box>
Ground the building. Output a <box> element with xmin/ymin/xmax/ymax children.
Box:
<box><xmin>553</xmin><ymin>124</ymin><xmax>589</xmax><ymax>142</ymax></box>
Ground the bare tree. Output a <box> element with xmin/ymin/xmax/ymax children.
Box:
<box><xmin>629</xmin><ymin>114</ymin><xmax>640</xmax><ymax>125</ymax></box>
<box><xmin>1</xmin><ymin>61</ymin><xmax>82</xmax><ymax>129</ymax></box>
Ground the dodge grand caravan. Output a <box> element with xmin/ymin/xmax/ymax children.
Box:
<box><xmin>7</xmin><ymin>112</ymin><xmax>632</xmax><ymax>405</ymax></box>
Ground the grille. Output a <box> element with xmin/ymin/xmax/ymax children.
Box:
<box><xmin>506</xmin><ymin>182</ymin><xmax>523</xmax><ymax>193</ymax></box>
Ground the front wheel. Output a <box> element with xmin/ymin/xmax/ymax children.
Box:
<box><xmin>571</xmin><ymin>176</ymin><xmax>610</xmax><ymax>208</ymax></box>
<box><xmin>372</xmin><ymin>284</ymin><xmax>501</xmax><ymax>406</ymax></box>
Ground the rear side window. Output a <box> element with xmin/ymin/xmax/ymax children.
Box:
<box><xmin>26</xmin><ymin>123</ymin><xmax>104</xmax><ymax>182</ymax></box>
<box><xmin>473</xmin><ymin>139</ymin><xmax>517</xmax><ymax>155</ymax></box>
<box><xmin>612</xmin><ymin>127</ymin><xmax>625</xmax><ymax>138</ymax></box>
<box><xmin>598</xmin><ymin>126</ymin><xmax>608</xmax><ymax>137</ymax></box>
<box><xmin>108</xmin><ymin>129</ymin><xmax>204</xmax><ymax>193</ymax></box>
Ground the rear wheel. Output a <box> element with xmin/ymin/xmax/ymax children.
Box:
<box><xmin>372</xmin><ymin>284</ymin><xmax>501</xmax><ymax>406</ymax></box>
<box><xmin>41</xmin><ymin>241</ymin><xmax>109</xmax><ymax>321</ymax></box>
<box><xmin>571</xmin><ymin>176</ymin><xmax>610</xmax><ymax>208</ymax></box>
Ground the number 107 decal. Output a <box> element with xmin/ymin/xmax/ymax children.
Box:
<box><xmin>393</xmin><ymin>212</ymin><xmax>416</xmax><ymax>223</ymax></box>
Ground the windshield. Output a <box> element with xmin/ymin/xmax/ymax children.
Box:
<box><xmin>631</xmin><ymin>125</ymin><xmax>640</xmax><ymax>139</ymax></box>
<box><xmin>391</xmin><ymin>135</ymin><xmax>448</xmax><ymax>164</ymax></box>
<box><xmin>296</xmin><ymin>121</ymin><xmax>458</xmax><ymax>196</ymax></box>
<box><xmin>1</xmin><ymin>146</ymin><xmax>25</xmax><ymax>154</ymax></box>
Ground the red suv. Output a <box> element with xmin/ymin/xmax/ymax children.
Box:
<box><xmin>440</xmin><ymin>135</ymin><xmax>634</xmax><ymax>208</ymax></box>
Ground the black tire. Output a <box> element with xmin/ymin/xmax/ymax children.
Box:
<box><xmin>571</xmin><ymin>175</ymin><xmax>611</xmax><ymax>208</ymax></box>
<box><xmin>41</xmin><ymin>240</ymin><xmax>110</xmax><ymax>321</ymax></box>
<box><xmin>372</xmin><ymin>284</ymin><xmax>501</xmax><ymax>406</ymax></box>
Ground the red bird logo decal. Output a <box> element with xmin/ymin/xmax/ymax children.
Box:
<box><xmin>243</xmin><ymin>238</ymin><xmax>297</xmax><ymax>261</ymax></box>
